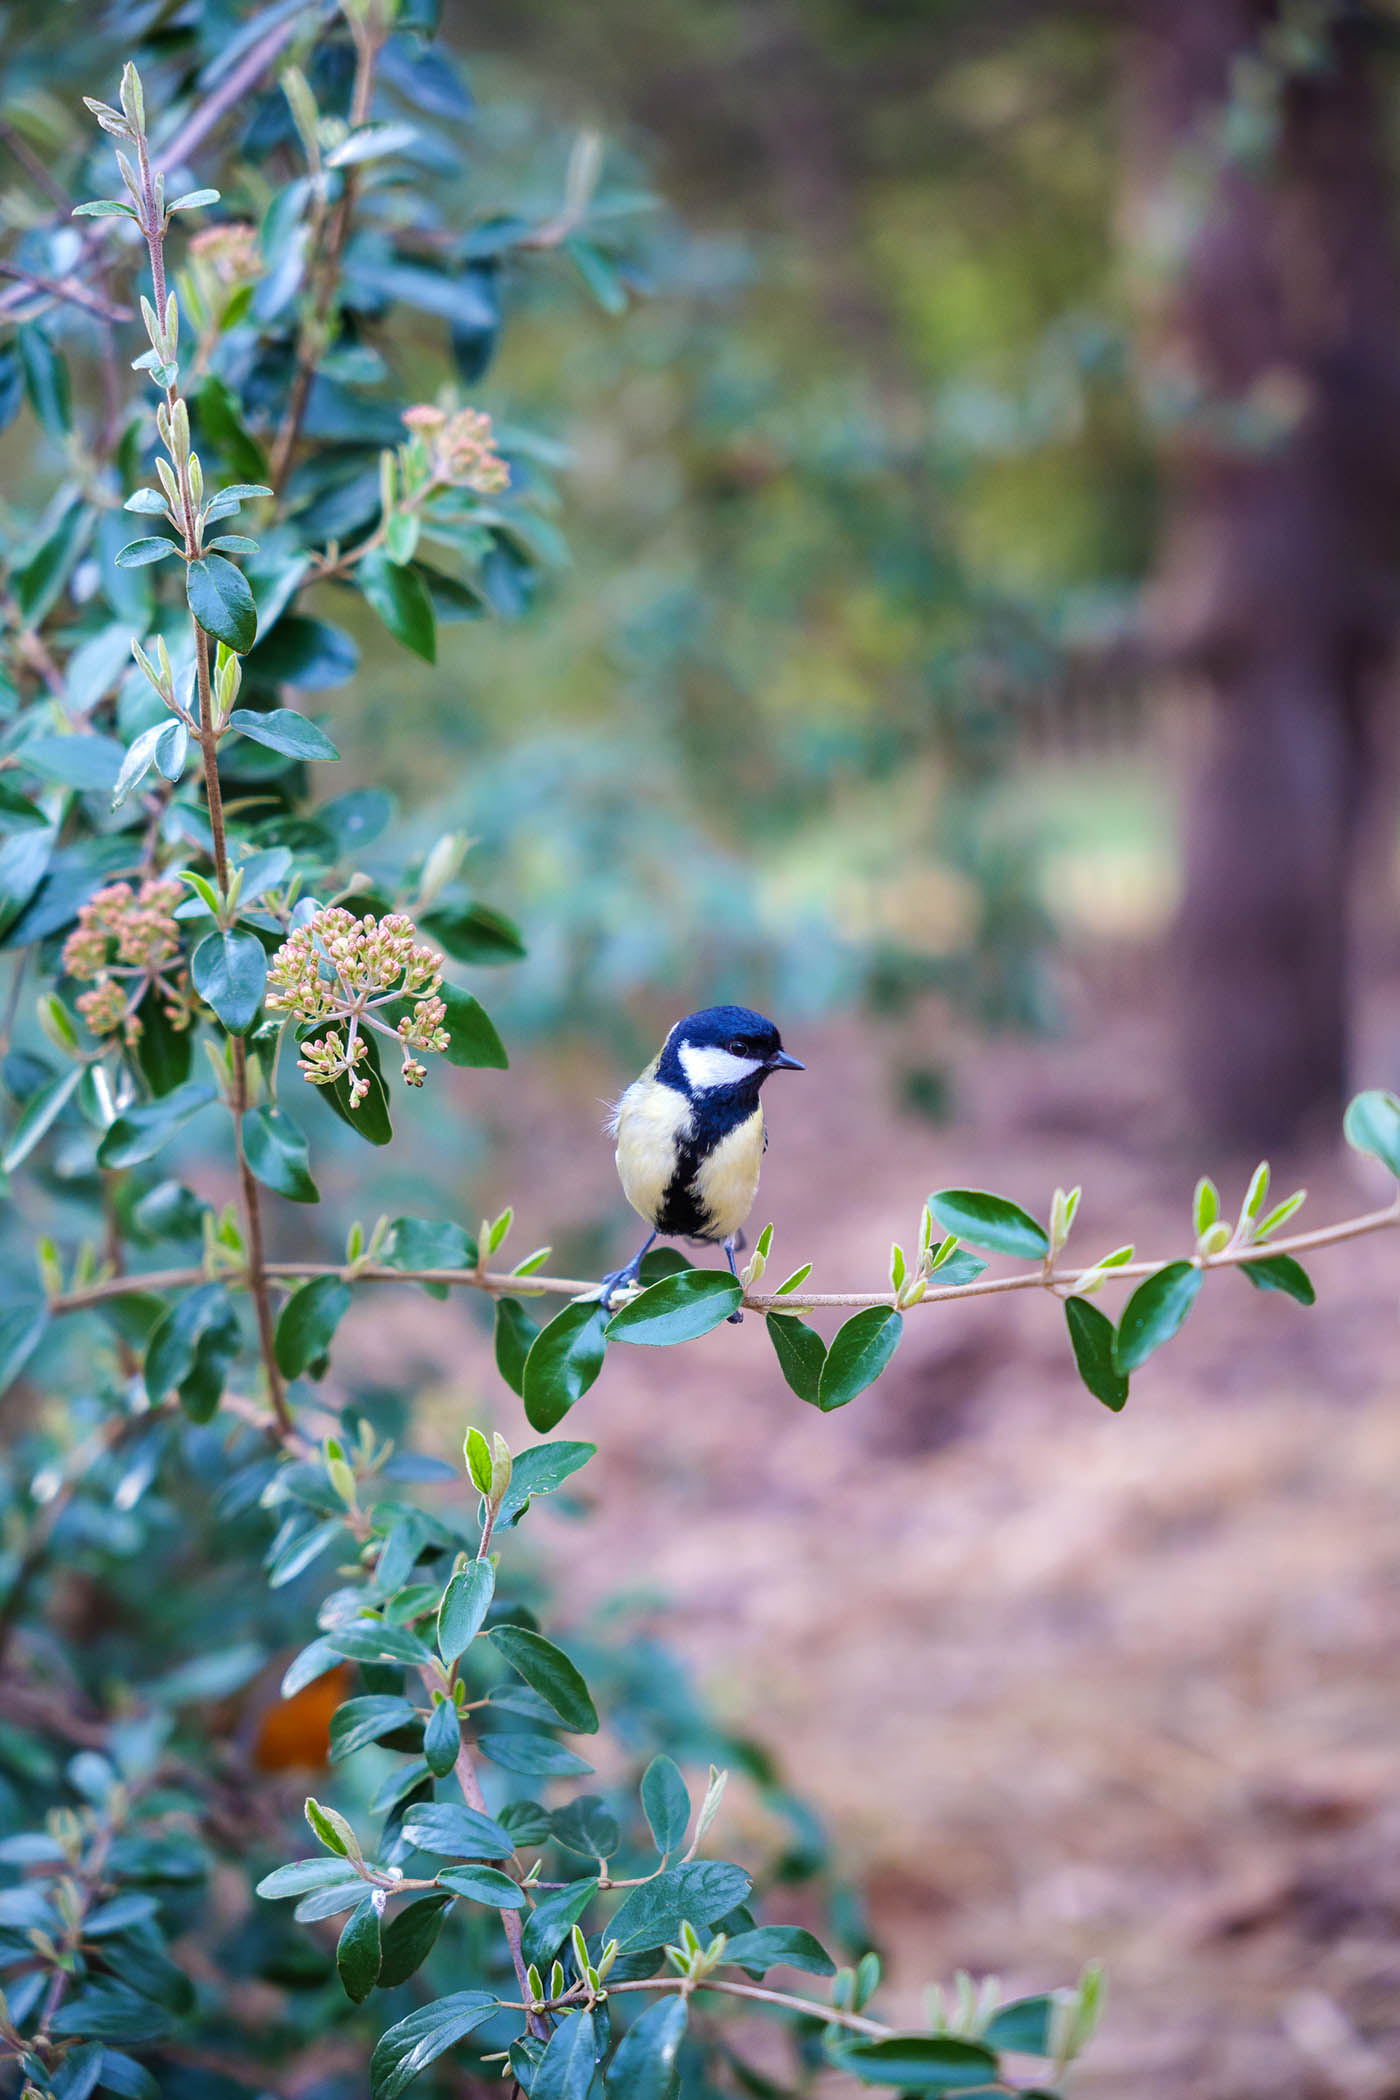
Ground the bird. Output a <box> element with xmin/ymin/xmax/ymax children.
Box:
<box><xmin>601</xmin><ymin>1004</ymin><xmax>805</xmax><ymax>1316</ymax></box>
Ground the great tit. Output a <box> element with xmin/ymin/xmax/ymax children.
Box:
<box><xmin>601</xmin><ymin>1004</ymin><xmax>805</xmax><ymax>1313</ymax></box>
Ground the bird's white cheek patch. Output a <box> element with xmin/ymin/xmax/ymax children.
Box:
<box><xmin>678</xmin><ymin>1043</ymin><xmax>764</xmax><ymax>1091</ymax></box>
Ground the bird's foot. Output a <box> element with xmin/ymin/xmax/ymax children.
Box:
<box><xmin>726</xmin><ymin>1307</ymin><xmax>744</xmax><ymax>1324</ymax></box>
<box><xmin>598</xmin><ymin>1263</ymin><xmax>642</xmax><ymax>1312</ymax></box>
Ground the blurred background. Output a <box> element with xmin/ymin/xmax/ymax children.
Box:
<box><xmin>314</xmin><ymin>4</ymin><xmax>1400</xmax><ymax>2091</ymax></box>
<box><xmin>9</xmin><ymin>1</ymin><xmax>1400</xmax><ymax>2093</ymax></box>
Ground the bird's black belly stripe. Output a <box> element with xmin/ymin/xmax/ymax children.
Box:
<box><xmin>656</xmin><ymin>1084</ymin><xmax>761</xmax><ymax>1242</ymax></box>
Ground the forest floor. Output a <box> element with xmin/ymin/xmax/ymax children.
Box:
<box><xmin>335</xmin><ymin>972</ymin><xmax>1400</xmax><ymax>2100</ymax></box>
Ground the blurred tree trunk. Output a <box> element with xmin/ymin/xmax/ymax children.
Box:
<box><xmin>1127</xmin><ymin>1</ymin><xmax>1400</xmax><ymax>1150</ymax></box>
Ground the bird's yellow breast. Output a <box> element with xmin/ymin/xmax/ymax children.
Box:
<box><xmin>613</xmin><ymin>1071</ymin><xmax>693</xmax><ymax>1228</ymax></box>
<box><xmin>691</xmin><ymin>1105</ymin><xmax>765</xmax><ymax>1241</ymax></box>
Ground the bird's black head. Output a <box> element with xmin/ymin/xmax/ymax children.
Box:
<box><xmin>658</xmin><ymin>1004</ymin><xmax>805</xmax><ymax>1100</ymax></box>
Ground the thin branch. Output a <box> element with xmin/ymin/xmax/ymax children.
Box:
<box><xmin>130</xmin><ymin>125</ymin><xmax>292</xmax><ymax>1444</ymax></box>
<box><xmin>0</xmin><ymin>258</ymin><xmax>131</xmax><ymax>323</ymax></box>
<box><xmin>267</xmin><ymin>13</ymin><xmax>382</xmax><ymax>492</ymax></box>
<box><xmin>0</xmin><ymin>117</ymin><xmax>70</xmax><ymax>210</ymax></box>
<box><xmin>0</xmin><ymin>1404</ymin><xmax>164</xmax><ymax>1669</ymax></box>
<box><xmin>417</xmin><ymin>1660</ymin><xmax>549</xmax><ymax>2040</ymax></box>
<box><xmin>42</xmin><ymin>1191</ymin><xmax>1400</xmax><ymax>1320</ymax></box>
<box><xmin>232</xmin><ymin>1039</ymin><xmax>293</xmax><ymax>1438</ymax></box>
<box><xmin>0</xmin><ymin>10</ymin><xmax>310</xmax><ymax>326</ymax></box>
<box><xmin>553</xmin><ymin>1974</ymin><xmax>890</xmax><ymax>2038</ymax></box>
<box><xmin>154</xmin><ymin>9</ymin><xmax>312</xmax><ymax>177</ymax></box>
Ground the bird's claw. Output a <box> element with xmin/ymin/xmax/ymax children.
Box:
<box><xmin>598</xmin><ymin>1267</ymin><xmax>638</xmax><ymax>1313</ymax></box>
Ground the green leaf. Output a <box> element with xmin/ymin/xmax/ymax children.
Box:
<box><xmin>721</xmin><ymin>1926</ymin><xmax>834</xmax><ymax>1976</ymax></box>
<box><xmin>17</xmin><ymin>323</ymin><xmax>70</xmax><ymax>437</ymax></box>
<box><xmin>132</xmin><ymin>986</ymin><xmax>192</xmax><ymax>1096</ymax></box>
<box><xmin>438</xmin><ymin>1558</ymin><xmax>496</xmax><ymax>1663</ymax></box>
<box><xmin>337</xmin><ymin>1896</ymin><xmax>382</xmax><ymax>2003</ymax></box>
<box><xmin>13</xmin><ymin>499</ymin><xmax>86</xmax><ymax>624</ymax></box>
<box><xmin>186</xmin><ymin>554</ymin><xmax>257</xmax><ymax>652</ymax></box>
<box><xmin>1064</xmin><ymin>1297</ymin><xmax>1128</xmax><ymax>1412</ymax></box>
<box><xmin>248</xmin><ymin>614</ymin><xmax>358</xmax><ymax>690</ymax></box>
<box><xmin>423</xmin><ymin>1698</ymin><xmax>461</xmax><ymax>1778</ymax></box>
<box><xmin>256</xmin><ymin>1857</ymin><xmax>361</xmax><ymax>1901</ymax></box>
<box><xmin>487</xmin><ymin>1625</ymin><xmax>598</xmax><ymax>1733</ymax></box>
<box><xmin>114</xmin><ymin>536</ymin><xmax>179</xmax><ymax>568</ymax></box>
<box><xmin>377</xmin><ymin>1893</ymin><xmax>452</xmax><ymax>1989</ymax></box>
<box><xmin>534</xmin><ymin>2010</ymin><xmax>597</xmax><ymax>2100</ymax></box>
<box><xmin>144</xmin><ymin>1282</ymin><xmax>240</xmax><ymax>1422</ymax></box>
<box><xmin>243</xmin><ymin>1105</ymin><xmax>319</xmax><ymax>1203</ymax></box>
<box><xmin>982</xmin><ymin>1996</ymin><xmax>1054</xmax><ymax>2055</ymax></box>
<box><xmin>552</xmin><ymin>1794</ymin><xmax>620</xmax><ymax>1858</ymax></box>
<box><xmin>833</xmin><ymin>2036</ymin><xmax>1000</xmax><ymax>2089</ymax></box>
<box><xmin>329</xmin><ymin>1696</ymin><xmax>418</xmax><ymax>1762</ymax></box>
<box><xmin>494</xmin><ymin>1296</ymin><xmax>539</xmax><ymax>1393</ymax></box>
<box><xmin>370</xmin><ymin>1991</ymin><xmax>498</xmax><ymax>2100</ymax></box>
<box><xmin>274</xmin><ymin>1276</ymin><xmax>351</xmax><ymax>1378</ymax></box>
<box><xmin>401</xmin><ymin>1801</ymin><xmax>515</xmax><ymax>1859</ymax></box>
<box><xmin>97</xmin><ymin>1081</ymin><xmax>216</xmax><ymax>1169</ymax></box>
<box><xmin>20</xmin><ymin>733</ymin><xmax>123</xmax><ymax>793</ymax></box>
<box><xmin>567</xmin><ymin>236</ymin><xmax>628</xmax><ymax>313</ymax></box>
<box><xmin>438</xmin><ymin>983</ymin><xmax>509</xmax><ymax>1068</ymax></box>
<box><xmin>192</xmin><ymin>928</ymin><xmax>267</xmax><ymax>1033</ymax></box>
<box><xmin>766</xmin><ymin>1313</ymin><xmax>826</xmax><ymax>1403</ymax></box>
<box><xmin>0</xmin><ymin>1300</ymin><xmax>49</xmax><ymax>1398</ymax></box>
<box><xmin>4</xmin><ymin>1064</ymin><xmax>81</xmax><ymax>1172</ymax></box>
<box><xmin>521</xmin><ymin>1878</ymin><xmax>598</xmax><ymax>1967</ymax></box>
<box><xmin>1343</xmin><ymin>1089</ymin><xmax>1400</xmax><ymax>1179</ymax></box>
<box><xmin>302</xmin><ymin>1022</ymin><xmax>393</xmax><ymax>1145</ymax></box>
<box><xmin>606</xmin><ymin>1994</ymin><xmax>688</xmax><ymax>2100</ymax></box>
<box><xmin>268</xmin><ymin>1516</ymin><xmax>345</xmax><ymax>1590</ymax></box>
<box><xmin>359</xmin><ymin>546</ymin><xmax>437</xmax><ymax>663</ymax></box>
<box><xmin>1114</xmin><ymin>1260</ymin><xmax>1202</xmax><ymax>1373</ymax></box>
<box><xmin>384</xmin><ymin>1215</ymin><xmax>478</xmax><ymax>1299</ymax></box>
<box><xmin>325</xmin><ymin>1620</ymin><xmax>435</xmax><ymax>1668</ymax></box>
<box><xmin>640</xmin><ymin>1754</ymin><xmax>689</xmax><ymax>1855</ymax></box>
<box><xmin>228</xmin><ymin>706</ymin><xmax>338</xmax><ymax>760</ymax></box>
<box><xmin>47</xmin><ymin>1986</ymin><xmax>169</xmax><ymax>2043</ymax></box>
<box><xmin>1241</xmin><ymin>1252</ymin><xmax>1316</xmax><ymax>1306</ymax></box>
<box><xmin>169</xmin><ymin>187</ymin><xmax>221</xmax><ymax>211</ymax></box>
<box><xmin>496</xmin><ymin>1439</ymin><xmax>596</xmax><ymax>1527</ymax></box>
<box><xmin>605</xmin><ymin>1268</ymin><xmax>742</xmax><ymax>1345</ymax></box>
<box><xmin>424</xmin><ymin>900</ymin><xmax>526</xmax><ymax>963</ymax></box>
<box><xmin>608</xmin><ymin>1862</ymin><xmax>752</xmax><ymax>1953</ymax></box>
<box><xmin>522</xmin><ymin>1300</ymin><xmax>609</xmax><ymax>1432</ymax></box>
<box><xmin>435</xmin><ymin>1863</ymin><xmax>526</xmax><ymax>1908</ymax></box>
<box><xmin>475</xmin><ymin>1733</ymin><xmax>594</xmax><ymax>1778</ymax></box>
<box><xmin>817</xmin><ymin>1306</ymin><xmax>902</xmax><ymax>1411</ymax></box>
<box><xmin>928</xmin><ymin>1188</ymin><xmax>1049</xmax><ymax>1260</ymax></box>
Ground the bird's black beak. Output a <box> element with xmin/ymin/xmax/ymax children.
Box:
<box><xmin>768</xmin><ymin>1049</ymin><xmax>805</xmax><ymax>1072</ymax></box>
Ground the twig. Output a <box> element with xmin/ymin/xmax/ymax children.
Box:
<box><xmin>0</xmin><ymin>1405</ymin><xmax>163</xmax><ymax>1669</ymax></box>
<box><xmin>0</xmin><ymin>257</ymin><xmax>131</xmax><ymax>323</ymax></box>
<box><xmin>0</xmin><ymin>10</ymin><xmax>310</xmax><ymax>327</ymax></box>
<box><xmin>154</xmin><ymin>9</ymin><xmax>312</xmax><ymax>176</ymax></box>
<box><xmin>267</xmin><ymin>12</ymin><xmax>381</xmax><ymax>492</ymax></box>
<box><xmin>0</xmin><ymin>117</ymin><xmax>70</xmax><ymax>210</ymax></box>
<box><xmin>416</xmin><ymin>1660</ymin><xmax>549</xmax><ymax>2040</ymax></box>
<box><xmin>232</xmin><ymin>1039</ymin><xmax>293</xmax><ymax>1438</ymax></box>
<box><xmin>128</xmin><ymin>120</ymin><xmax>292</xmax><ymax>1444</ymax></box>
<box><xmin>42</xmin><ymin>1190</ymin><xmax>1400</xmax><ymax>1321</ymax></box>
<box><xmin>544</xmin><ymin>1974</ymin><xmax>890</xmax><ymax>2039</ymax></box>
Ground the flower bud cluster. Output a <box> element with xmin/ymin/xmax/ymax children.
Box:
<box><xmin>61</xmin><ymin>879</ymin><xmax>191</xmax><ymax>1043</ymax></box>
<box><xmin>399</xmin><ymin>405</ymin><xmax>510</xmax><ymax>495</ymax></box>
<box><xmin>266</xmin><ymin>906</ymin><xmax>450</xmax><ymax>1105</ymax></box>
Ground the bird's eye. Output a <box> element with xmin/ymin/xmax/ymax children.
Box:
<box><xmin>726</xmin><ymin>1039</ymin><xmax>747</xmax><ymax>1058</ymax></box>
